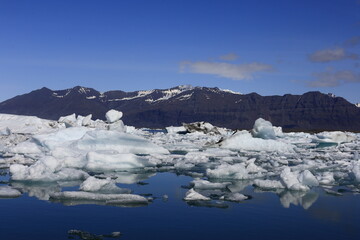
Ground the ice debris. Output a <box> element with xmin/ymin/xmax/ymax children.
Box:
<box><xmin>251</xmin><ymin>118</ymin><xmax>276</xmax><ymax>139</ymax></box>
<box><xmin>105</xmin><ymin>109</ymin><xmax>123</xmax><ymax>123</ymax></box>
<box><xmin>184</xmin><ymin>188</ymin><xmax>210</xmax><ymax>201</ymax></box>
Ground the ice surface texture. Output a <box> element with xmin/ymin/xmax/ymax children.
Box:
<box><xmin>1</xmin><ymin>113</ymin><xmax>359</xmax><ymax>208</ymax></box>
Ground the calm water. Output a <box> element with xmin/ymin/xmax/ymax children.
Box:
<box><xmin>0</xmin><ymin>171</ymin><xmax>359</xmax><ymax>240</ymax></box>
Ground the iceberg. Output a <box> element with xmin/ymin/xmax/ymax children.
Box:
<box><xmin>105</xmin><ymin>109</ymin><xmax>123</xmax><ymax>123</ymax></box>
<box><xmin>183</xmin><ymin>188</ymin><xmax>210</xmax><ymax>201</ymax></box>
<box><xmin>79</xmin><ymin>176</ymin><xmax>131</xmax><ymax>194</ymax></box>
<box><xmin>280</xmin><ymin>167</ymin><xmax>309</xmax><ymax>191</ymax></box>
<box><xmin>218</xmin><ymin>130</ymin><xmax>294</xmax><ymax>152</ymax></box>
<box><xmin>251</xmin><ymin>118</ymin><xmax>276</xmax><ymax>140</ymax></box>
<box><xmin>207</xmin><ymin>163</ymin><xmax>249</xmax><ymax>180</ymax></box>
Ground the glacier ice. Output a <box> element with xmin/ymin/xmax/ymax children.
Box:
<box><xmin>218</xmin><ymin>130</ymin><xmax>294</xmax><ymax>152</ymax></box>
<box><xmin>105</xmin><ymin>109</ymin><xmax>123</xmax><ymax>123</ymax></box>
<box><xmin>184</xmin><ymin>188</ymin><xmax>210</xmax><ymax>201</ymax></box>
<box><xmin>251</xmin><ymin>118</ymin><xmax>276</xmax><ymax>140</ymax></box>
<box><xmin>0</xmin><ymin>113</ymin><xmax>360</xmax><ymax>208</ymax></box>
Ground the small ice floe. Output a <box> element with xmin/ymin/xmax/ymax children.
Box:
<box><xmin>183</xmin><ymin>121</ymin><xmax>221</xmax><ymax>135</ymax></box>
<box><xmin>218</xmin><ymin>130</ymin><xmax>294</xmax><ymax>152</ymax></box>
<box><xmin>280</xmin><ymin>167</ymin><xmax>309</xmax><ymax>191</ymax></box>
<box><xmin>165</xmin><ymin>126</ymin><xmax>187</xmax><ymax>134</ymax></box>
<box><xmin>324</xmin><ymin>189</ymin><xmax>343</xmax><ymax>196</ymax></box>
<box><xmin>313</xmin><ymin>131</ymin><xmax>356</xmax><ymax>145</ymax></box>
<box><xmin>79</xmin><ymin>176</ymin><xmax>131</xmax><ymax>194</ymax></box>
<box><xmin>191</xmin><ymin>179</ymin><xmax>231</xmax><ymax>190</ymax></box>
<box><xmin>221</xmin><ymin>192</ymin><xmax>248</xmax><ymax>202</ymax></box>
<box><xmin>183</xmin><ymin>188</ymin><xmax>210</xmax><ymax>201</ymax></box>
<box><xmin>253</xmin><ymin>179</ymin><xmax>285</xmax><ymax>190</ymax></box>
<box><xmin>0</xmin><ymin>186</ymin><xmax>22</xmax><ymax>198</ymax></box>
<box><xmin>206</xmin><ymin>163</ymin><xmax>249</xmax><ymax>180</ymax></box>
<box><xmin>50</xmin><ymin>191</ymin><xmax>149</xmax><ymax>205</ymax></box>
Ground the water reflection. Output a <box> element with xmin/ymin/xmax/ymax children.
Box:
<box><xmin>68</xmin><ymin>229</ymin><xmax>121</xmax><ymax>240</ymax></box>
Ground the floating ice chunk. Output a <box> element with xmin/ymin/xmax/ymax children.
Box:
<box><xmin>166</xmin><ymin>126</ymin><xmax>187</xmax><ymax>134</ymax></box>
<box><xmin>183</xmin><ymin>188</ymin><xmax>210</xmax><ymax>201</ymax></box>
<box><xmin>219</xmin><ymin>130</ymin><xmax>294</xmax><ymax>152</ymax></box>
<box><xmin>82</xmin><ymin>114</ymin><xmax>92</xmax><ymax>126</ymax></box>
<box><xmin>86</xmin><ymin>151</ymin><xmax>154</xmax><ymax>171</ymax></box>
<box><xmin>105</xmin><ymin>109</ymin><xmax>123</xmax><ymax>123</ymax></box>
<box><xmin>253</xmin><ymin>179</ymin><xmax>285</xmax><ymax>189</ymax></box>
<box><xmin>76</xmin><ymin>130</ymin><xmax>169</xmax><ymax>154</ymax></box>
<box><xmin>191</xmin><ymin>179</ymin><xmax>231</xmax><ymax>190</ymax></box>
<box><xmin>183</xmin><ymin>122</ymin><xmax>221</xmax><ymax>135</ymax></box>
<box><xmin>0</xmin><ymin>186</ymin><xmax>22</xmax><ymax>198</ymax></box>
<box><xmin>298</xmin><ymin>170</ymin><xmax>319</xmax><ymax>187</ymax></box>
<box><xmin>207</xmin><ymin>163</ymin><xmax>249</xmax><ymax>180</ymax></box>
<box><xmin>174</xmin><ymin>162</ymin><xmax>195</xmax><ymax>170</ymax></box>
<box><xmin>33</xmin><ymin>127</ymin><xmax>89</xmax><ymax>150</ymax></box>
<box><xmin>314</xmin><ymin>131</ymin><xmax>356</xmax><ymax>144</ymax></box>
<box><xmin>317</xmin><ymin>172</ymin><xmax>335</xmax><ymax>185</ymax></box>
<box><xmin>251</xmin><ymin>118</ymin><xmax>276</xmax><ymax>139</ymax></box>
<box><xmin>280</xmin><ymin>167</ymin><xmax>309</xmax><ymax>191</ymax></box>
<box><xmin>10</xmin><ymin>159</ymin><xmax>89</xmax><ymax>182</ymax></box>
<box><xmin>246</xmin><ymin>159</ymin><xmax>267</xmax><ymax>173</ymax></box>
<box><xmin>50</xmin><ymin>191</ymin><xmax>148</xmax><ymax>204</ymax></box>
<box><xmin>58</xmin><ymin>113</ymin><xmax>77</xmax><ymax>127</ymax></box>
<box><xmin>80</xmin><ymin>176</ymin><xmax>130</xmax><ymax>194</ymax></box>
<box><xmin>223</xmin><ymin>192</ymin><xmax>248</xmax><ymax>202</ymax></box>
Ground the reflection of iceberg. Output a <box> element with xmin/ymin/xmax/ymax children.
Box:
<box><xmin>278</xmin><ymin>190</ymin><xmax>318</xmax><ymax>209</ymax></box>
<box><xmin>186</xmin><ymin>200</ymin><xmax>228</xmax><ymax>209</ymax></box>
<box><xmin>68</xmin><ymin>229</ymin><xmax>121</xmax><ymax>239</ymax></box>
<box><xmin>11</xmin><ymin>181</ymin><xmax>62</xmax><ymax>200</ymax></box>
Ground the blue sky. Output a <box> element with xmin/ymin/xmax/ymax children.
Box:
<box><xmin>0</xmin><ymin>0</ymin><xmax>359</xmax><ymax>103</ymax></box>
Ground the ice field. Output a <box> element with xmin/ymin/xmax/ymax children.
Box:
<box><xmin>0</xmin><ymin>111</ymin><xmax>359</xmax><ymax>239</ymax></box>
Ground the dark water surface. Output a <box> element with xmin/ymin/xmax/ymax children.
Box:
<box><xmin>0</xmin><ymin>172</ymin><xmax>359</xmax><ymax>240</ymax></box>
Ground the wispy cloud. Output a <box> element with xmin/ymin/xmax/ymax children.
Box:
<box><xmin>308</xmin><ymin>48</ymin><xmax>358</xmax><ymax>63</ymax></box>
<box><xmin>307</xmin><ymin>69</ymin><xmax>360</xmax><ymax>87</ymax></box>
<box><xmin>343</xmin><ymin>36</ymin><xmax>360</xmax><ymax>47</ymax></box>
<box><xmin>180</xmin><ymin>61</ymin><xmax>273</xmax><ymax>80</ymax></box>
<box><xmin>219</xmin><ymin>53</ymin><xmax>239</xmax><ymax>61</ymax></box>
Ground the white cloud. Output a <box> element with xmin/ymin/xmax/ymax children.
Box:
<box><xmin>308</xmin><ymin>48</ymin><xmax>358</xmax><ymax>62</ymax></box>
<box><xmin>219</xmin><ymin>53</ymin><xmax>239</xmax><ymax>61</ymax></box>
<box><xmin>180</xmin><ymin>61</ymin><xmax>273</xmax><ymax>80</ymax></box>
<box><xmin>307</xmin><ymin>70</ymin><xmax>360</xmax><ymax>87</ymax></box>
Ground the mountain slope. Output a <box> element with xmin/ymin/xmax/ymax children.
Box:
<box><xmin>0</xmin><ymin>86</ymin><xmax>359</xmax><ymax>132</ymax></box>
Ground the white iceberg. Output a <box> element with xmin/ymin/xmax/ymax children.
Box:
<box><xmin>105</xmin><ymin>109</ymin><xmax>123</xmax><ymax>123</ymax></box>
<box><xmin>218</xmin><ymin>130</ymin><xmax>294</xmax><ymax>152</ymax></box>
<box><xmin>86</xmin><ymin>151</ymin><xmax>154</xmax><ymax>171</ymax></box>
<box><xmin>314</xmin><ymin>131</ymin><xmax>356</xmax><ymax>144</ymax></box>
<box><xmin>280</xmin><ymin>167</ymin><xmax>309</xmax><ymax>191</ymax></box>
<box><xmin>251</xmin><ymin>118</ymin><xmax>276</xmax><ymax>140</ymax></box>
<box><xmin>183</xmin><ymin>188</ymin><xmax>210</xmax><ymax>201</ymax></box>
<box><xmin>207</xmin><ymin>163</ymin><xmax>249</xmax><ymax>180</ymax></box>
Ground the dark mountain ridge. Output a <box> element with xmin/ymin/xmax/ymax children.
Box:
<box><xmin>0</xmin><ymin>85</ymin><xmax>359</xmax><ymax>132</ymax></box>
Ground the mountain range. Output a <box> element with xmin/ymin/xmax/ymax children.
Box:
<box><xmin>0</xmin><ymin>85</ymin><xmax>359</xmax><ymax>132</ymax></box>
